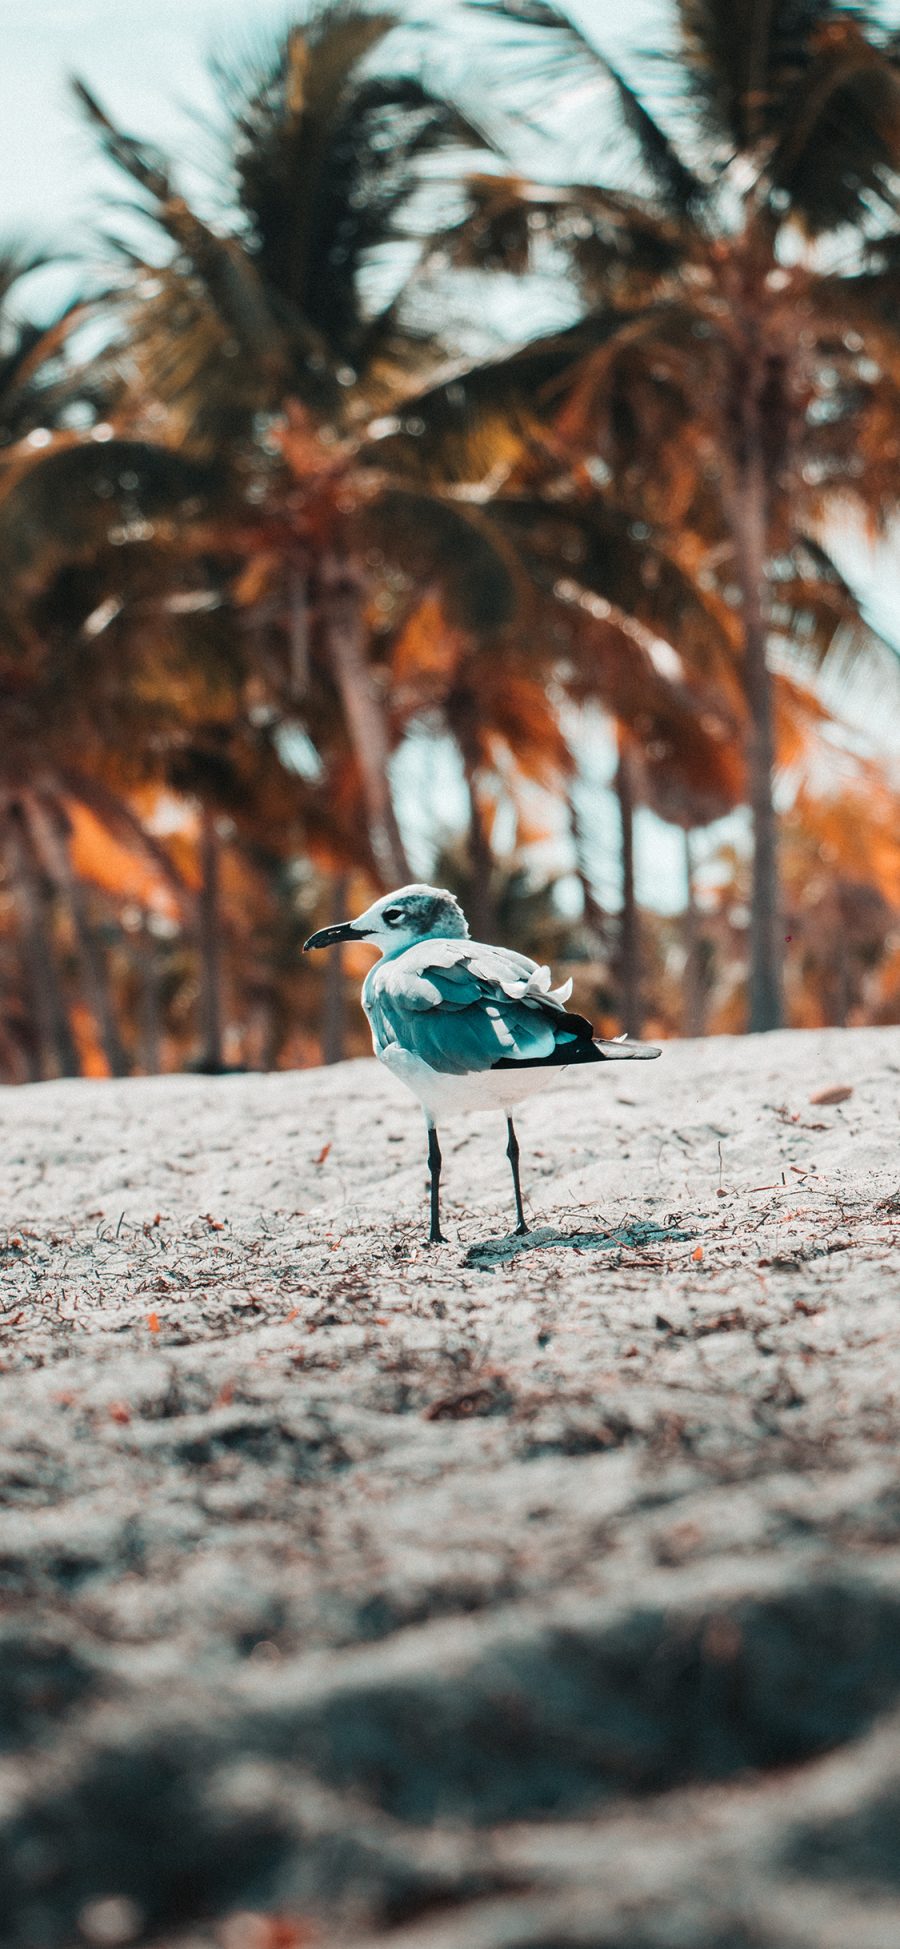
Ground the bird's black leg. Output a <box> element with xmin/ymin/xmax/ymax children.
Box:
<box><xmin>426</xmin><ymin>1121</ymin><xmax>446</xmax><ymax>1245</ymax></box>
<box><xmin>506</xmin><ymin>1116</ymin><xmax>529</xmax><ymax>1235</ymax></box>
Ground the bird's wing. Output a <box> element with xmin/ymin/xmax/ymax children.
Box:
<box><xmin>365</xmin><ymin>939</ymin><xmax>606</xmax><ymax>1076</ymax></box>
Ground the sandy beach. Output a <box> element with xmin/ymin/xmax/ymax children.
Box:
<box><xmin>1</xmin><ymin>1025</ymin><xmax>899</xmax><ymax>1948</ymax></box>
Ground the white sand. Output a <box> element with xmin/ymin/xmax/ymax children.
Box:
<box><xmin>0</xmin><ymin>1025</ymin><xmax>898</xmax><ymax>1948</ymax></box>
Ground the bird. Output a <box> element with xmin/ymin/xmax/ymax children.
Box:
<box><xmin>304</xmin><ymin>883</ymin><xmax>660</xmax><ymax>1245</ymax></box>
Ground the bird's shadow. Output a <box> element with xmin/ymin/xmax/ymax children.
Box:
<box><xmin>462</xmin><ymin>1220</ymin><xmax>693</xmax><ymax>1271</ymax></box>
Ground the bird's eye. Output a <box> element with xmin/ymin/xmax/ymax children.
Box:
<box><xmin>383</xmin><ymin>907</ymin><xmax>403</xmax><ymax>925</ymax></box>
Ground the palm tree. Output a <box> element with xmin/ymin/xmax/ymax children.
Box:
<box><xmin>0</xmin><ymin>404</ymin><xmax>229</xmax><ymax>1068</ymax></box>
<box><xmin>73</xmin><ymin>4</ymin><xmax>755</xmax><ymax>1026</ymax></box>
<box><xmin>377</xmin><ymin>472</ymin><xmax>747</xmax><ymax>1030</ymax></box>
<box><xmin>0</xmin><ymin>266</ymin><xmax>378</xmax><ymax>1075</ymax></box>
<box><xmin>73</xmin><ymin>6</ymin><xmax>508</xmax><ymax>890</ymax></box>
<box><xmin>377</xmin><ymin>351</ymin><xmax>749</xmax><ymax>953</ymax></box>
<box><xmin>434</xmin><ymin>0</ymin><xmax>900</xmax><ymax>1028</ymax></box>
<box><xmin>3</xmin><ymin>800</ymin><xmax>80</xmax><ymax>1078</ymax></box>
<box><xmin>0</xmin><ymin>256</ymin><xmax>183</xmax><ymax>1072</ymax></box>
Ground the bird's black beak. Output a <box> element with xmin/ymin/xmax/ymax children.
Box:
<box><xmin>303</xmin><ymin>922</ymin><xmax>367</xmax><ymax>952</ymax></box>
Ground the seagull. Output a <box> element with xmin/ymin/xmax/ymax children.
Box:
<box><xmin>304</xmin><ymin>884</ymin><xmax>660</xmax><ymax>1245</ymax></box>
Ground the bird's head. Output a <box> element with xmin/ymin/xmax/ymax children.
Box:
<box><xmin>303</xmin><ymin>884</ymin><xmax>469</xmax><ymax>957</ymax></box>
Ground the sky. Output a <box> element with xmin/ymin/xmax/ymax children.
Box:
<box><xmin>0</xmin><ymin>0</ymin><xmax>665</xmax><ymax>240</ymax></box>
<box><xmin>1</xmin><ymin>0</ymin><xmax>290</xmax><ymax>246</ymax></box>
<box><xmin>1</xmin><ymin>0</ymin><xmax>897</xmax><ymax>915</ymax></box>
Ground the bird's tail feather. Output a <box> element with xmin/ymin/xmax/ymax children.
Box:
<box><xmin>594</xmin><ymin>1038</ymin><xmax>661</xmax><ymax>1061</ymax></box>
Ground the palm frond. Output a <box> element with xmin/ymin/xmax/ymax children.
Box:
<box><xmin>677</xmin><ymin>0</ymin><xmax>839</xmax><ymax>151</ymax></box>
<box><xmin>0</xmin><ymin>249</ymin><xmax>89</xmax><ymax>449</ymax></box>
<box><xmin>0</xmin><ymin>437</ymin><xmax>216</xmax><ymax>600</ymax></box>
<box><xmin>217</xmin><ymin>10</ymin><xmax>492</xmax><ymax>374</ymax></box>
<box><xmin>677</xmin><ymin>1</ymin><xmax>900</xmax><ymax>232</ymax></box>
<box><xmin>73</xmin><ymin>80</ymin><xmax>291</xmax><ymax>389</ymax></box>
<box><xmin>768</xmin><ymin>17</ymin><xmax>900</xmax><ymax>233</ymax></box>
<box><xmin>515</xmin><ymin>565</ymin><xmax>745</xmax><ymax>822</ymax></box>
<box><xmin>78</xmin><ymin>11</ymin><xmax>493</xmax><ymax>425</ymax></box>
<box><xmin>471</xmin><ymin>0</ymin><xmax>707</xmax><ymax>214</ymax></box>
<box><xmin>492</xmin><ymin>492</ymin><xmax>740</xmax><ymax>691</ymax></box>
<box><xmin>361</xmin><ymin>316</ymin><xmax>639</xmax><ymax>486</ymax></box>
<box><xmin>776</xmin><ymin>537</ymin><xmax>900</xmax><ymax>675</ymax></box>
<box><xmin>447</xmin><ymin>171</ymin><xmax>695</xmax><ymax>290</ymax></box>
<box><xmin>358</xmin><ymin>486</ymin><xmax>520</xmax><ymax>631</ymax></box>
<box><xmin>0</xmin><ymin>246</ymin><xmax>49</xmax><ymax>311</ymax></box>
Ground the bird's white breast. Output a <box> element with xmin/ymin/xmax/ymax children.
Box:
<box><xmin>377</xmin><ymin>1043</ymin><xmax>560</xmax><ymax>1119</ymax></box>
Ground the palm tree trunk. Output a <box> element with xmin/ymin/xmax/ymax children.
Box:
<box><xmin>567</xmin><ymin>791</ymin><xmax>607</xmax><ymax>947</ymax></box>
<box><xmin>0</xmin><ymin>1019</ymin><xmax>30</xmax><ymax>1087</ymax></box>
<box><xmin>321</xmin><ymin>872</ymin><xmax>348</xmax><ymax>1065</ymax></box>
<box><xmin>682</xmin><ymin>829</ymin><xmax>705</xmax><ymax>1038</ymax></box>
<box><xmin>319</xmin><ymin>553</ymin><xmax>410</xmax><ymax>887</ymax></box>
<box><xmin>198</xmin><ymin>805</ymin><xmax>225</xmax><ymax>1072</ymax></box>
<box><xmin>260</xmin><ymin>996</ymin><xmax>283</xmax><ymax>1072</ymax></box>
<box><xmin>727</xmin><ymin>378</ymin><xmax>784</xmax><ymax>1033</ymax></box>
<box><xmin>615</xmin><ymin>735</ymin><xmax>640</xmax><ymax>1036</ymax></box>
<box><xmin>834</xmin><ymin>887</ymin><xmax>851</xmax><ymax>1028</ymax></box>
<box><xmin>4</xmin><ymin>806</ymin><xmax>79</xmax><ymax>1079</ymax></box>
<box><xmin>138</xmin><ymin>917</ymin><xmax>163</xmax><ymax>1073</ymax></box>
<box><xmin>28</xmin><ymin>797</ymin><xmax>128</xmax><ymax>1077</ymax></box>
<box><xmin>465</xmin><ymin>784</ymin><xmax>496</xmax><ymax>943</ymax></box>
<box><xmin>456</xmin><ymin>716</ymin><xmax>496</xmax><ymax>941</ymax></box>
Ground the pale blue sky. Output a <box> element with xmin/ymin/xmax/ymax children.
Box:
<box><xmin>1</xmin><ymin>0</ymin><xmax>296</xmax><ymax>260</ymax></box>
<box><xmin>0</xmin><ymin>0</ymin><xmax>667</xmax><ymax>243</ymax></box>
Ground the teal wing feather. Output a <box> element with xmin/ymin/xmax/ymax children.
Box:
<box><xmin>364</xmin><ymin>944</ymin><xmax>591</xmax><ymax>1076</ymax></box>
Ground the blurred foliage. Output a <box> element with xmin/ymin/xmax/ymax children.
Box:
<box><xmin>0</xmin><ymin>0</ymin><xmax>896</xmax><ymax>1078</ymax></box>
